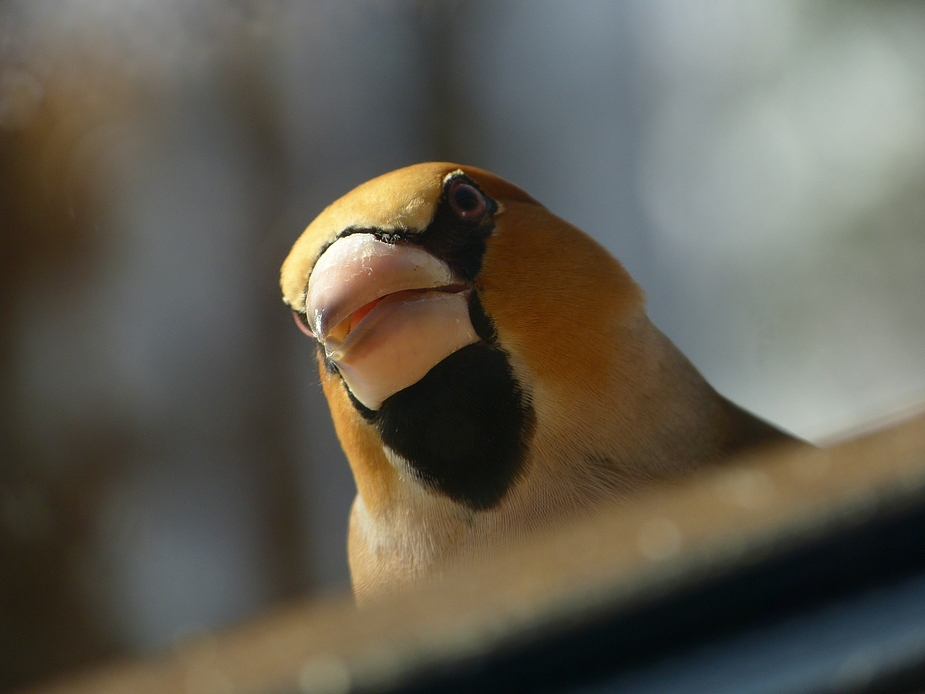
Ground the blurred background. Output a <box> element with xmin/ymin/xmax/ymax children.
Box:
<box><xmin>1</xmin><ymin>0</ymin><xmax>925</xmax><ymax>690</ymax></box>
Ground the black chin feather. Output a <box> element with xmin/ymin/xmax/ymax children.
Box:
<box><xmin>373</xmin><ymin>342</ymin><xmax>534</xmax><ymax>511</ymax></box>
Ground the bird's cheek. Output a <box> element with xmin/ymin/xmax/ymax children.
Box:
<box><xmin>327</xmin><ymin>290</ymin><xmax>479</xmax><ymax>411</ymax></box>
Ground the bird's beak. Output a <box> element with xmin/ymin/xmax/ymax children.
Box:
<box><xmin>304</xmin><ymin>233</ymin><xmax>479</xmax><ymax>410</ymax></box>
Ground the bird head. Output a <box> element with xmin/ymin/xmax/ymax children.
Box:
<box><xmin>281</xmin><ymin>163</ymin><xmax>653</xmax><ymax>514</ymax></box>
<box><xmin>282</xmin><ymin>163</ymin><xmax>795</xmax><ymax>600</ymax></box>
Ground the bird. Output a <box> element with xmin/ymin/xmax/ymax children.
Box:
<box><xmin>281</xmin><ymin>162</ymin><xmax>798</xmax><ymax>604</ymax></box>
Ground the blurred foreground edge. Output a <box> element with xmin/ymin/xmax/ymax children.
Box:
<box><xmin>22</xmin><ymin>408</ymin><xmax>925</xmax><ymax>694</ymax></box>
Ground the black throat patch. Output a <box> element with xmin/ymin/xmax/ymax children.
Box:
<box><xmin>341</xmin><ymin>292</ymin><xmax>535</xmax><ymax>511</ymax></box>
<box><xmin>372</xmin><ymin>340</ymin><xmax>534</xmax><ymax>511</ymax></box>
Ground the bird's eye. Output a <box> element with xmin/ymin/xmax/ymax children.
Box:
<box><xmin>448</xmin><ymin>180</ymin><xmax>487</xmax><ymax>220</ymax></box>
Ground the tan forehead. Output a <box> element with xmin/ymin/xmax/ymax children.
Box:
<box><xmin>280</xmin><ymin>162</ymin><xmax>538</xmax><ymax>310</ymax></box>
